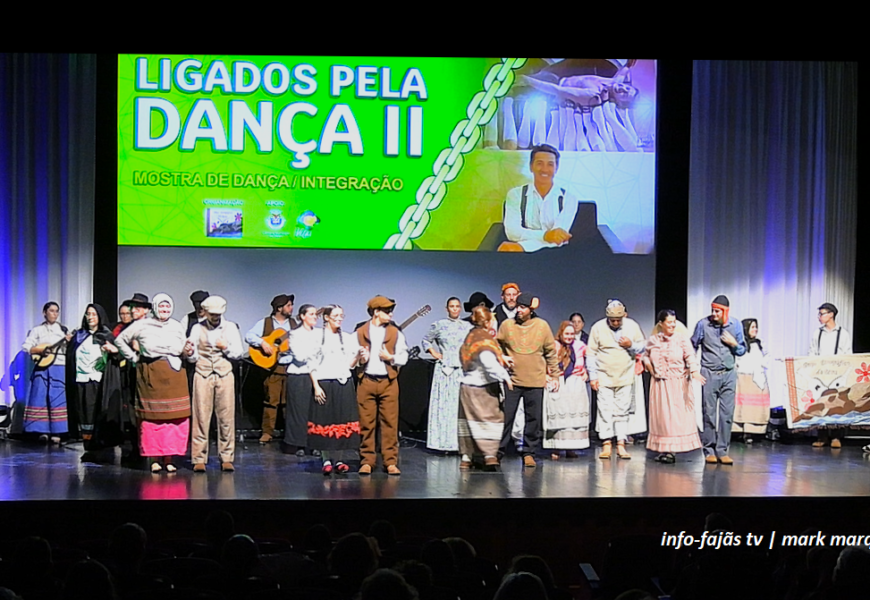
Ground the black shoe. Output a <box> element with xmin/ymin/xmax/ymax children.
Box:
<box><xmin>295</xmin><ymin>448</ymin><xmax>305</xmax><ymax>457</ymax></box>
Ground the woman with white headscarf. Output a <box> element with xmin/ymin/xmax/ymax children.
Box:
<box><xmin>115</xmin><ymin>293</ymin><xmax>191</xmax><ymax>472</ymax></box>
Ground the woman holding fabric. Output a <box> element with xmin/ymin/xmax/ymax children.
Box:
<box><xmin>115</xmin><ymin>293</ymin><xmax>191</xmax><ymax>472</ymax></box>
<box><xmin>643</xmin><ymin>310</ymin><xmax>705</xmax><ymax>463</ymax></box>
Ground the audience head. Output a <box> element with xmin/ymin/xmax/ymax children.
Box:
<box><xmin>368</xmin><ymin>519</ymin><xmax>397</xmax><ymax>551</ymax></box>
<box><xmin>420</xmin><ymin>539</ymin><xmax>455</xmax><ymax>579</ymax></box>
<box><xmin>444</xmin><ymin>537</ymin><xmax>476</xmax><ymax>565</ymax></box>
<box><xmin>109</xmin><ymin>523</ymin><xmax>147</xmax><ymax>565</ymax></box>
<box><xmin>329</xmin><ymin>533</ymin><xmax>379</xmax><ymax>581</ymax></box>
<box><xmin>359</xmin><ymin>568</ymin><xmax>419</xmax><ymax>600</ymax></box>
<box><xmin>204</xmin><ymin>509</ymin><xmax>235</xmax><ymax>548</ymax></box>
<box><xmin>508</xmin><ymin>555</ymin><xmax>556</xmax><ymax>591</ymax></box>
<box><xmin>493</xmin><ymin>571</ymin><xmax>548</xmax><ymax>600</ymax></box>
<box><xmin>63</xmin><ymin>560</ymin><xmax>117</xmax><ymax>600</ymax></box>
<box><xmin>221</xmin><ymin>534</ymin><xmax>259</xmax><ymax>575</ymax></box>
<box><xmin>304</xmin><ymin>523</ymin><xmax>334</xmax><ymax>553</ymax></box>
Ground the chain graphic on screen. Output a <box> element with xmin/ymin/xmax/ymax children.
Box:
<box><xmin>383</xmin><ymin>58</ymin><xmax>527</xmax><ymax>250</ymax></box>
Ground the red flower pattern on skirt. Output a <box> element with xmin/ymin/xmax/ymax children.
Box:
<box><xmin>308</xmin><ymin>421</ymin><xmax>360</xmax><ymax>438</ymax></box>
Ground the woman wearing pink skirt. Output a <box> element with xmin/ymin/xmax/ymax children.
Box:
<box><xmin>643</xmin><ymin>310</ymin><xmax>706</xmax><ymax>463</ymax></box>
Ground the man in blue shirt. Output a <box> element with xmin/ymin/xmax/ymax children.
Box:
<box><xmin>691</xmin><ymin>295</ymin><xmax>747</xmax><ymax>465</ymax></box>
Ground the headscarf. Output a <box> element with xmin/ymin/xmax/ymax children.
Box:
<box><xmin>460</xmin><ymin>327</ymin><xmax>504</xmax><ymax>372</ymax></box>
<box><xmin>151</xmin><ymin>293</ymin><xmax>174</xmax><ymax>321</ymax></box>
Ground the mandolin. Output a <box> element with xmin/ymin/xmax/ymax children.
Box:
<box><xmin>30</xmin><ymin>330</ymin><xmax>75</xmax><ymax>368</ymax></box>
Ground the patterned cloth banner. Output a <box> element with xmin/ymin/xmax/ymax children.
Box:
<box><xmin>781</xmin><ymin>354</ymin><xmax>870</xmax><ymax>430</ymax></box>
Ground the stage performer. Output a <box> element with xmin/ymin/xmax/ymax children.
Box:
<box><xmin>497</xmin><ymin>292</ymin><xmax>559</xmax><ymax>468</ymax></box>
<box><xmin>65</xmin><ymin>304</ymin><xmax>125</xmax><ymax>450</ymax></box>
<box><xmin>643</xmin><ymin>310</ymin><xmax>704</xmax><ymax>463</ymax></box>
<box><xmin>810</xmin><ymin>302</ymin><xmax>853</xmax><ymax>449</ymax></box>
<box><xmin>494</xmin><ymin>283</ymin><xmax>521</xmax><ymax>326</ymax></box>
<box><xmin>734</xmin><ymin>318</ymin><xmax>770</xmax><ymax>444</ymax></box>
<box><xmin>356</xmin><ymin>296</ymin><xmax>409</xmax><ymax>475</ymax></box>
<box><xmin>587</xmin><ymin>299</ymin><xmax>645</xmax><ymax>460</ymax></box>
<box><xmin>180</xmin><ymin>290</ymin><xmax>209</xmax><ymax>336</ymax></box>
<box><xmin>245</xmin><ymin>294</ymin><xmax>298</xmax><ymax>444</ymax></box>
<box><xmin>22</xmin><ymin>301</ymin><xmax>72</xmax><ymax>443</ymax></box>
<box><xmin>282</xmin><ymin>304</ymin><xmax>321</xmax><ymax>457</ymax></box>
<box><xmin>422</xmin><ymin>297</ymin><xmax>473</xmax><ymax>453</ymax></box>
<box><xmin>569</xmin><ymin>313</ymin><xmax>589</xmax><ymax>345</ymax></box>
<box><xmin>179</xmin><ymin>290</ymin><xmax>209</xmax><ymax>396</ymax></box>
<box><xmin>499</xmin><ymin>144</ymin><xmax>579</xmax><ymax>253</ymax></box>
<box><xmin>113</xmin><ymin>303</ymin><xmax>133</xmax><ymax>337</ymax></box>
<box><xmin>458</xmin><ymin>306</ymin><xmax>512</xmax><ymax>471</ymax></box>
<box><xmin>184</xmin><ymin>295</ymin><xmax>243</xmax><ymax>472</ymax></box>
<box><xmin>691</xmin><ymin>294</ymin><xmax>746</xmax><ymax>465</ymax></box>
<box><xmin>462</xmin><ymin>291</ymin><xmax>496</xmax><ymax>332</ymax></box>
<box><xmin>308</xmin><ymin>305</ymin><xmax>364</xmax><ymax>475</ymax></box>
<box><xmin>115</xmin><ymin>293</ymin><xmax>191</xmax><ymax>473</ymax></box>
<box><xmin>544</xmin><ymin>321</ymin><xmax>591</xmax><ymax>459</ymax></box>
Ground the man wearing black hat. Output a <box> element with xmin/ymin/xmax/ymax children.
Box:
<box><xmin>691</xmin><ymin>294</ymin><xmax>746</xmax><ymax>465</ymax></box>
<box><xmin>356</xmin><ymin>295</ymin><xmax>408</xmax><ymax>475</ymax></box>
<box><xmin>810</xmin><ymin>302</ymin><xmax>853</xmax><ymax>449</ymax></box>
<box><xmin>180</xmin><ymin>291</ymin><xmax>210</xmax><ymax>397</ymax></box>
<box><xmin>181</xmin><ymin>290</ymin><xmax>210</xmax><ymax>338</ymax></box>
<box><xmin>245</xmin><ymin>294</ymin><xmax>298</xmax><ymax>444</ymax></box>
<box><xmin>496</xmin><ymin>292</ymin><xmax>559</xmax><ymax>467</ymax></box>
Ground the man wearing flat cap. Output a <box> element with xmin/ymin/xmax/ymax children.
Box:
<box><xmin>497</xmin><ymin>292</ymin><xmax>559</xmax><ymax>467</ymax></box>
<box><xmin>356</xmin><ymin>296</ymin><xmax>409</xmax><ymax>475</ymax></box>
<box><xmin>691</xmin><ymin>294</ymin><xmax>746</xmax><ymax>465</ymax></box>
<box><xmin>587</xmin><ymin>299</ymin><xmax>645</xmax><ymax>460</ymax></box>
<box><xmin>245</xmin><ymin>294</ymin><xmax>299</xmax><ymax>444</ymax></box>
<box><xmin>185</xmin><ymin>295</ymin><xmax>244</xmax><ymax>472</ymax></box>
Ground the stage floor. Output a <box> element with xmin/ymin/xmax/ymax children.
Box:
<box><xmin>1</xmin><ymin>436</ymin><xmax>869</xmax><ymax>502</ymax></box>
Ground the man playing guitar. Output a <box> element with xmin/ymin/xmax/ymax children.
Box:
<box><xmin>245</xmin><ymin>294</ymin><xmax>298</xmax><ymax>444</ymax></box>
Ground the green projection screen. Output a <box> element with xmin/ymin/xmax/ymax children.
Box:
<box><xmin>118</xmin><ymin>56</ymin><xmax>656</xmax><ymax>253</ymax></box>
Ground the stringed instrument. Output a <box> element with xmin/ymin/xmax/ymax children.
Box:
<box><xmin>397</xmin><ymin>305</ymin><xmax>431</xmax><ymax>331</ymax></box>
<box><xmin>30</xmin><ymin>330</ymin><xmax>75</xmax><ymax>368</ymax></box>
<box><xmin>248</xmin><ymin>328</ymin><xmax>292</xmax><ymax>370</ymax></box>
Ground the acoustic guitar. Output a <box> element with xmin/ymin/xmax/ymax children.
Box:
<box><xmin>249</xmin><ymin>328</ymin><xmax>292</xmax><ymax>370</ymax></box>
<box><xmin>396</xmin><ymin>305</ymin><xmax>432</xmax><ymax>331</ymax></box>
<box><xmin>250</xmin><ymin>305</ymin><xmax>434</xmax><ymax>371</ymax></box>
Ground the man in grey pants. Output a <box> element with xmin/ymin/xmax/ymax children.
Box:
<box><xmin>691</xmin><ymin>295</ymin><xmax>746</xmax><ymax>465</ymax></box>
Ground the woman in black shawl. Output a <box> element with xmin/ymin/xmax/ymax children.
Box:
<box><xmin>65</xmin><ymin>304</ymin><xmax>125</xmax><ymax>451</ymax></box>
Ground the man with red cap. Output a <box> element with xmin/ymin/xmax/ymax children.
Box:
<box><xmin>691</xmin><ymin>294</ymin><xmax>746</xmax><ymax>465</ymax></box>
<box><xmin>494</xmin><ymin>283</ymin><xmax>521</xmax><ymax>326</ymax></box>
<box><xmin>356</xmin><ymin>296</ymin><xmax>408</xmax><ymax>475</ymax></box>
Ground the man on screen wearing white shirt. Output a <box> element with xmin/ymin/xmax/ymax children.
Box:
<box><xmin>499</xmin><ymin>144</ymin><xmax>579</xmax><ymax>253</ymax></box>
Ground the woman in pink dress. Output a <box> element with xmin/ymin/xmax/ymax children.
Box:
<box><xmin>643</xmin><ymin>310</ymin><xmax>706</xmax><ymax>463</ymax></box>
